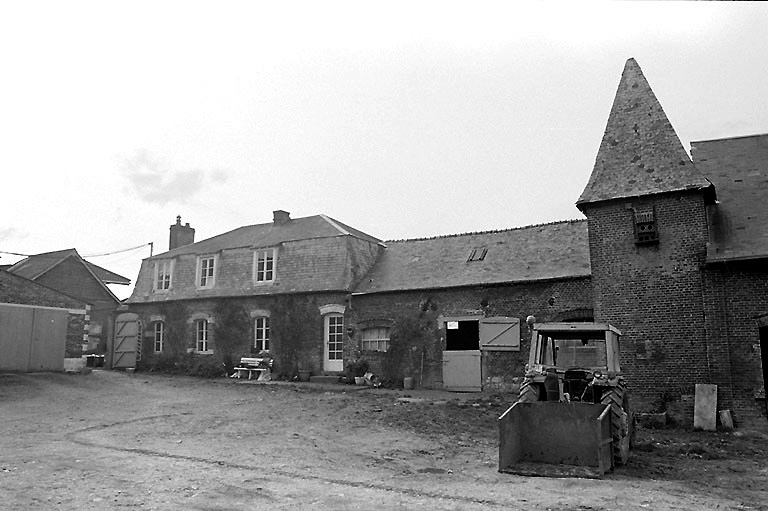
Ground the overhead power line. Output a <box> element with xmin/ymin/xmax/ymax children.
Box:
<box><xmin>1</xmin><ymin>243</ymin><xmax>153</xmax><ymax>259</ymax></box>
<box><xmin>83</xmin><ymin>243</ymin><xmax>153</xmax><ymax>258</ymax></box>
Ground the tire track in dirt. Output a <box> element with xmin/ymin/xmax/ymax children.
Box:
<box><xmin>65</xmin><ymin>413</ymin><xmax>511</xmax><ymax>508</ymax></box>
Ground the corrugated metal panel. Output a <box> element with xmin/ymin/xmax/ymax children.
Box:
<box><xmin>0</xmin><ymin>304</ymin><xmax>67</xmax><ymax>371</ymax></box>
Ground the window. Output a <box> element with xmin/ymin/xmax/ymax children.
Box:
<box><xmin>196</xmin><ymin>319</ymin><xmax>211</xmax><ymax>353</ymax></box>
<box><xmin>154</xmin><ymin>260</ymin><xmax>173</xmax><ymax>291</ymax></box>
<box><xmin>254</xmin><ymin>317</ymin><xmax>270</xmax><ymax>351</ymax></box>
<box><xmin>254</xmin><ymin>248</ymin><xmax>276</xmax><ymax>283</ymax></box>
<box><xmin>467</xmin><ymin>247</ymin><xmax>488</xmax><ymax>262</ymax></box>
<box><xmin>634</xmin><ymin>209</ymin><xmax>658</xmax><ymax>244</ymax></box>
<box><xmin>361</xmin><ymin>327</ymin><xmax>390</xmax><ymax>352</ymax></box>
<box><xmin>197</xmin><ymin>256</ymin><xmax>216</xmax><ymax>288</ymax></box>
<box><xmin>153</xmin><ymin>321</ymin><xmax>165</xmax><ymax>353</ymax></box>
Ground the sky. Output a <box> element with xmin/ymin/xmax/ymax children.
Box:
<box><xmin>2</xmin><ymin>1</ymin><xmax>767</xmax><ymax>300</ymax></box>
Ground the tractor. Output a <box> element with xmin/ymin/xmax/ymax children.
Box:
<box><xmin>499</xmin><ymin>321</ymin><xmax>635</xmax><ymax>477</ymax></box>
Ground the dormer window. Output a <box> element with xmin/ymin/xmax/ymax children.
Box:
<box><xmin>197</xmin><ymin>255</ymin><xmax>217</xmax><ymax>288</ymax></box>
<box><xmin>254</xmin><ymin>248</ymin><xmax>276</xmax><ymax>283</ymax></box>
<box><xmin>467</xmin><ymin>246</ymin><xmax>488</xmax><ymax>262</ymax></box>
<box><xmin>634</xmin><ymin>209</ymin><xmax>659</xmax><ymax>244</ymax></box>
<box><xmin>153</xmin><ymin>259</ymin><xmax>174</xmax><ymax>292</ymax></box>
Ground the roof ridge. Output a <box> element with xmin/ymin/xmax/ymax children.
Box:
<box><xmin>385</xmin><ymin>218</ymin><xmax>587</xmax><ymax>243</ymax></box>
<box><xmin>319</xmin><ymin>214</ymin><xmax>351</xmax><ymax>236</ymax></box>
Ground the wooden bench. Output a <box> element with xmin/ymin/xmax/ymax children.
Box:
<box><xmin>231</xmin><ymin>357</ymin><xmax>273</xmax><ymax>380</ymax></box>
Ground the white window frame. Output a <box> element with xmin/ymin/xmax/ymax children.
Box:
<box><xmin>195</xmin><ymin>319</ymin><xmax>212</xmax><ymax>354</ymax></box>
<box><xmin>153</xmin><ymin>259</ymin><xmax>174</xmax><ymax>292</ymax></box>
<box><xmin>253</xmin><ymin>248</ymin><xmax>277</xmax><ymax>284</ymax></box>
<box><xmin>153</xmin><ymin>321</ymin><xmax>165</xmax><ymax>353</ymax></box>
<box><xmin>196</xmin><ymin>255</ymin><xmax>217</xmax><ymax>289</ymax></box>
<box><xmin>361</xmin><ymin>327</ymin><xmax>390</xmax><ymax>352</ymax></box>
<box><xmin>254</xmin><ymin>316</ymin><xmax>270</xmax><ymax>351</ymax></box>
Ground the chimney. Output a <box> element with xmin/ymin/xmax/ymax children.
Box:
<box><xmin>273</xmin><ymin>210</ymin><xmax>291</xmax><ymax>226</ymax></box>
<box><xmin>169</xmin><ymin>215</ymin><xmax>195</xmax><ymax>250</ymax></box>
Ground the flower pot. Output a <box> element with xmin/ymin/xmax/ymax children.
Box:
<box><xmin>403</xmin><ymin>376</ymin><xmax>414</xmax><ymax>390</ymax></box>
<box><xmin>298</xmin><ymin>369</ymin><xmax>311</xmax><ymax>382</ymax></box>
<box><xmin>354</xmin><ymin>376</ymin><xmax>365</xmax><ymax>385</ymax></box>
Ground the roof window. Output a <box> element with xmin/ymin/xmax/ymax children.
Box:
<box><xmin>467</xmin><ymin>246</ymin><xmax>488</xmax><ymax>262</ymax></box>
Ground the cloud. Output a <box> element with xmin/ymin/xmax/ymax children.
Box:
<box><xmin>119</xmin><ymin>150</ymin><xmax>227</xmax><ymax>205</ymax></box>
<box><xmin>0</xmin><ymin>226</ymin><xmax>29</xmax><ymax>242</ymax></box>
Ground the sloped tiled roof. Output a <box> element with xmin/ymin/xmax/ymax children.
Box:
<box><xmin>7</xmin><ymin>249</ymin><xmax>78</xmax><ymax>280</ymax></box>
<box><xmin>8</xmin><ymin>249</ymin><xmax>131</xmax><ymax>285</ymax></box>
<box><xmin>151</xmin><ymin>214</ymin><xmax>382</xmax><ymax>260</ymax></box>
<box><xmin>578</xmin><ymin>58</ymin><xmax>713</xmax><ymax>206</ymax></box>
<box><xmin>86</xmin><ymin>262</ymin><xmax>132</xmax><ymax>285</ymax></box>
<box><xmin>353</xmin><ymin>220</ymin><xmax>590</xmax><ymax>294</ymax></box>
<box><xmin>0</xmin><ymin>269</ymin><xmax>87</xmax><ymax>309</ymax></box>
<box><xmin>692</xmin><ymin>134</ymin><xmax>768</xmax><ymax>262</ymax></box>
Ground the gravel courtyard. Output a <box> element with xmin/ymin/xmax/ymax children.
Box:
<box><xmin>1</xmin><ymin>370</ymin><xmax>766</xmax><ymax>510</ymax></box>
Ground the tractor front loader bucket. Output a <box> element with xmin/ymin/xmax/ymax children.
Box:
<box><xmin>498</xmin><ymin>402</ymin><xmax>613</xmax><ymax>478</ymax></box>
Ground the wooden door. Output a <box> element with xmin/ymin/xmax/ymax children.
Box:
<box><xmin>113</xmin><ymin>313</ymin><xmax>139</xmax><ymax>369</ymax></box>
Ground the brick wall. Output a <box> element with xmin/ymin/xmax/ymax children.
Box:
<box><xmin>702</xmin><ymin>260</ymin><xmax>768</xmax><ymax>423</ymax></box>
<box><xmin>583</xmin><ymin>191</ymin><xmax>712</xmax><ymax>424</ymax></box>
<box><xmin>349</xmin><ymin>277</ymin><xmax>593</xmax><ymax>390</ymax></box>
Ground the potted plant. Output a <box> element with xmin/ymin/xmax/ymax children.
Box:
<box><xmin>347</xmin><ymin>359</ymin><xmax>369</xmax><ymax>385</ymax></box>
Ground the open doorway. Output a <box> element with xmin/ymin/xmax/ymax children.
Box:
<box><xmin>445</xmin><ymin>320</ymin><xmax>480</xmax><ymax>350</ymax></box>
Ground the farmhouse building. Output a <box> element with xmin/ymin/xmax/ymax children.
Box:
<box><xmin>125</xmin><ymin>59</ymin><xmax>767</xmax><ymax>424</ymax></box>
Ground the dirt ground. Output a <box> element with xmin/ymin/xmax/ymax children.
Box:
<box><xmin>1</xmin><ymin>370</ymin><xmax>766</xmax><ymax>511</ymax></box>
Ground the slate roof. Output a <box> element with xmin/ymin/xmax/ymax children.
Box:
<box><xmin>150</xmin><ymin>214</ymin><xmax>383</xmax><ymax>260</ymax></box>
<box><xmin>0</xmin><ymin>269</ymin><xmax>87</xmax><ymax>310</ymax></box>
<box><xmin>8</xmin><ymin>249</ymin><xmax>131</xmax><ymax>285</ymax></box>
<box><xmin>353</xmin><ymin>220</ymin><xmax>590</xmax><ymax>294</ymax></box>
<box><xmin>578</xmin><ymin>58</ymin><xmax>713</xmax><ymax>207</ymax></box>
<box><xmin>692</xmin><ymin>134</ymin><xmax>768</xmax><ymax>262</ymax></box>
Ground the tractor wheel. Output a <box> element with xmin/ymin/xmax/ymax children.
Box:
<box><xmin>517</xmin><ymin>382</ymin><xmax>541</xmax><ymax>403</ymax></box>
<box><xmin>600</xmin><ymin>382</ymin><xmax>630</xmax><ymax>466</ymax></box>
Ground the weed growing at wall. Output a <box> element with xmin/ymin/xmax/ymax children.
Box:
<box><xmin>383</xmin><ymin>310</ymin><xmax>439</xmax><ymax>386</ymax></box>
<box><xmin>270</xmin><ymin>295</ymin><xmax>320</xmax><ymax>379</ymax></box>
<box><xmin>213</xmin><ymin>301</ymin><xmax>251</xmax><ymax>374</ymax></box>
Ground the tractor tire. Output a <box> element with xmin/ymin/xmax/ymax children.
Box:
<box><xmin>600</xmin><ymin>382</ymin><xmax>630</xmax><ymax>466</ymax></box>
<box><xmin>517</xmin><ymin>382</ymin><xmax>541</xmax><ymax>403</ymax></box>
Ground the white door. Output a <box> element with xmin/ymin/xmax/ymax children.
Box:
<box><xmin>323</xmin><ymin>313</ymin><xmax>344</xmax><ymax>372</ymax></box>
<box><xmin>442</xmin><ymin>350</ymin><xmax>482</xmax><ymax>391</ymax></box>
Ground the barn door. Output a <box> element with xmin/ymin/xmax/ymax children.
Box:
<box><xmin>113</xmin><ymin>313</ymin><xmax>139</xmax><ymax>369</ymax></box>
<box><xmin>442</xmin><ymin>318</ymin><xmax>482</xmax><ymax>392</ymax></box>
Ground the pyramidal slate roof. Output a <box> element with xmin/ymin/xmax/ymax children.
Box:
<box><xmin>578</xmin><ymin>58</ymin><xmax>712</xmax><ymax>206</ymax></box>
<box><xmin>353</xmin><ymin>220</ymin><xmax>590</xmax><ymax>294</ymax></box>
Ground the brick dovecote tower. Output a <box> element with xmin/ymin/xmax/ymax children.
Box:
<box><xmin>576</xmin><ymin>58</ymin><xmax>718</xmax><ymax>420</ymax></box>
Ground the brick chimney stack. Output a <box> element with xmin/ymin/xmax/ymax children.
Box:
<box><xmin>169</xmin><ymin>215</ymin><xmax>195</xmax><ymax>250</ymax></box>
<box><xmin>273</xmin><ymin>210</ymin><xmax>291</xmax><ymax>226</ymax></box>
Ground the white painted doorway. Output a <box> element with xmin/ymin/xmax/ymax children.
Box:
<box><xmin>323</xmin><ymin>313</ymin><xmax>344</xmax><ymax>372</ymax></box>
